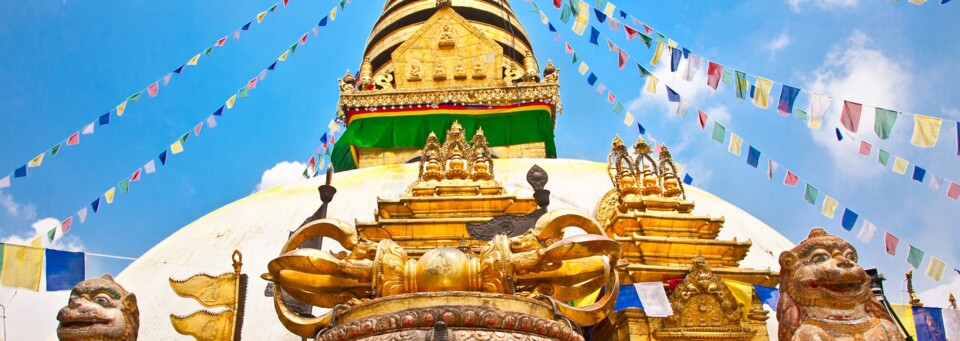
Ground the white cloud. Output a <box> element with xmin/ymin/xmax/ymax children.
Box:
<box><xmin>0</xmin><ymin>190</ymin><xmax>37</xmax><ymax>220</ymax></box>
<box><xmin>802</xmin><ymin>31</ymin><xmax>913</xmax><ymax>178</ymax></box>
<box><xmin>788</xmin><ymin>0</ymin><xmax>859</xmax><ymax>12</ymax></box>
<box><xmin>253</xmin><ymin>161</ymin><xmax>307</xmax><ymax>193</ymax></box>
<box><xmin>765</xmin><ymin>31</ymin><xmax>792</xmax><ymax>55</ymax></box>
<box><xmin>918</xmin><ymin>274</ymin><xmax>960</xmax><ymax>308</ymax></box>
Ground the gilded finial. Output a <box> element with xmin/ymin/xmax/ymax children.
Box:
<box><xmin>950</xmin><ymin>293</ymin><xmax>957</xmax><ymax>309</ymax></box>
<box><xmin>906</xmin><ymin>270</ymin><xmax>923</xmax><ymax>307</ymax></box>
<box><xmin>436</xmin><ymin>0</ymin><xmax>451</xmax><ymax>7</ymax></box>
<box><xmin>343</xmin><ymin>70</ymin><xmax>355</xmax><ymax>83</ymax></box>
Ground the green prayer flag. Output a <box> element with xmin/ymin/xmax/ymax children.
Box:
<box><xmin>711</xmin><ymin>122</ymin><xmax>726</xmax><ymax>143</ymax></box>
<box><xmin>572</xmin><ymin>53</ymin><xmax>579</xmax><ymax>64</ymax></box>
<box><xmin>596</xmin><ymin>0</ymin><xmax>604</xmax><ymax>8</ymax></box>
<box><xmin>324</xmin><ymin>148</ymin><xmax>332</xmax><ymax>157</ymax></box>
<box><xmin>50</xmin><ymin>143</ymin><xmax>61</xmax><ymax>156</ymax></box>
<box><xmin>269</xmin><ymin>4</ymin><xmax>278</xmax><ymax>12</ymax></box>
<box><xmin>531</xmin><ymin>2</ymin><xmax>539</xmax><ymax>12</ymax></box>
<box><xmin>179</xmin><ymin>133</ymin><xmax>189</xmax><ymax>144</ymax></box>
<box><xmin>637</xmin><ymin>63</ymin><xmax>652</xmax><ymax>76</ymax></box>
<box><xmin>795</xmin><ymin>108</ymin><xmax>809</xmax><ymax>120</ymax></box>
<box><xmin>721</xmin><ymin>70</ymin><xmax>732</xmax><ymax>86</ymax></box>
<box><xmin>238</xmin><ymin>87</ymin><xmax>249</xmax><ymax>98</ymax></box>
<box><xmin>655</xmin><ymin>33</ymin><xmax>666</xmax><ymax>43</ymax></box>
<box><xmin>906</xmin><ymin>245</ymin><xmax>924</xmax><ymax>269</ymax></box>
<box><xmin>803</xmin><ymin>184</ymin><xmax>818</xmax><ymax>205</ymax></box>
<box><xmin>560</xmin><ymin>4</ymin><xmax>572</xmax><ymax>23</ymax></box>
<box><xmin>302</xmin><ymin>167</ymin><xmax>309</xmax><ymax>179</ymax></box>
<box><xmin>289</xmin><ymin>43</ymin><xmax>298</xmax><ymax>55</ymax></box>
<box><xmin>568</xmin><ymin>0</ymin><xmax>578</xmax><ymax>14</ymax></box>
<box><xmin>638</xmin><ymin>33</ymin><xmax>652</xmax><ymax>48</ymax></box>
<box><xmin>878</xmin><ymin>149</ymin><xmax>890</xmax><ymax>166</ymax></box>
<box><xmin>735</xmin><ymin>71</ymin><xmax>748</xmax><ymax>99</ymax></box>
<box><xmin>204</xmin><ymin>46</ymin><xmax>214</xmax><ymax>56</ymax></box>
<box><xmin>127</xmin><ymin>92</ymin><xmax>142</xmax><ymax>102</ymax></box>
<box><xmin>48</xmin><ymin>227</ymin><xmax>56</xmax><ymax>242</ymax></box>
<box><xmin>874</xmin><ymin>108</ymin><xmax>898</xmax><ymax>140</ymax></box>
<box><xmin>118</xmin><ymin>178</ymin><xmax>130</xmax><ymax>194</ymax></box>
<box><xmin>339</xmin><ymin>0</ymin><xmax>345</xmax><ymax>9</ymax></box>
<box><xmin>612</xmin><ymin>102</ymin><xmax>624</xmax><ymax>114</ymax></box>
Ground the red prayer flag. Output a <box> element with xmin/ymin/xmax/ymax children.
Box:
<box><xmin>948</xmin><ymin>181</ymin><xmax>960</xmax><ymax>200</ymax></box>
<box><xmin>698</xmin><ymin>110</ymin><xmax>708</xmax><ymax>129</ymax></box>
<box><xmin>565</xmin><ymin>42</ymin><xmax>574</xmax><ymax>54</ymax></box>
<box><xmin>329</xmin><ymin>133</ymin><xmax>336</xmax><ymax>145</ymax></box>
<box><xmin>283</xmin><ymin>0</ymin><xmax>290</xmax><ymax>7</ymax></box>
<box><xmin>607</xmin><ymin>91</ymin><xmax>616</xmax><ymax>104</ymax></box>
<box><xmin>840</xmin><ymin>100</ymin><xmax>862</xmax><ymax>133</ymax></box>
<box><xmin>553</xmin><ymin>0</ymin><xmax>562</xmax><ymax>8</ymax></box>
<box><xmin>858</xmin><ymin>141</ymin><xmax>872</xmax><ymax>156</ymax></box>
<box><xmin>783</xmin><ymin>171</ymin><xmax>799</xmax><ymax>187</ymax></box>
<box><xmin>147</xmin><ymin>82</ymin><xmax>159</xmax><ymax>97</ymax></box>
<box><xmin>308</xmin><ymin>155</ymin><xmax>316</xmax><ymax>167</ymax></box>
<box><xmin>131</xmin><ymin>168</ymin><xmax>142</xmax><ymax>182</ymax></box>
<box><xmin>617</xmin><ymin>49</ymin><xmax>629</xmax><ymax>70</ymax></box>
<box><xmin>884</xmin><ymin>232</ymin><xmax>899</xmax><ymax>256</ymax></box>
<box><xmin>60</xmin><ymin>216</ymin><xmax>73</xmax><ymax>233</ymax></box>
<box><xmin>67</xmin><ymin>132</ymin><xmax>80</xmax><ymax>145</ymax></box>
<box><xmin>624</xmin><ymin>25</ymin><xmax>640</xmax><ymax>41</ymax></box>
<box><xmin>247</xmin><ymin>77</ymin><xmax>258</xmax><ymax>90</ymax></box>
<box><xmin>706</xmin><ymin>62</ymin><xmax>722</xmax><ymax>90</ymax></box>
<box><xmin>641</xmin><ymin>24</ymin><xmax>653</xmax><ymax>35</ymax></box>
<box><xmin>194</xmin><ymin>122</ymin><xmax>203</xmax><ymax>136</ymax></box>
<box><xmin>299</xmin><ymin>33</ymin><xmax>308</xmax><ymax>45</ymax></box>
<box><xmin>216</xmin><ymin>37</ymin><xmax>227</xmax><ymax>46</ymax></box>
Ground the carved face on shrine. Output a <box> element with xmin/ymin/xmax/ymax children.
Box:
<box><xmin>779</xmin><ymin>228</ymin><xmax>870</xmax><ymax>308</ymax></box>
<box><xmin>57</xmin><ymin>274</ymin><xmax>139</xmax><ymax>341</ymax></box>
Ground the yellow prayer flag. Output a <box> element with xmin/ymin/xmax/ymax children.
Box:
<box><xmin>170</xmin><ymin>140</ymin><xmax>184</xmax><ymax>155</ymax></box>
<box><xmin>623</xmin><ymin>112</ymin><xmax>634</xmax><ymax>126</ymax></box>
<box><xmin>602</xmin><ymin>2</ymin><xmax>616</xmax><ymax>17</ymax></box>
<box><xmin>572</xmin><ymin>288</ymin><xmax>601</xmax><ymax>307</ymax></box>
<box><xmin>116</xmin><ymin>101</ymin><xmax>127</xmax><ymax>117</ymax></box>
<box><xmin>807</xmin><ymin>114</ymin><xmax>822</xmax><ymax>129</ymax></box>
<box><xmin>728</xmin><ymin>133</ymin><xmax>742</xmax><ymax>156</ymax></box>
<box><xmin>890</xmin><ymin>304</ymin><xmax>917</xmax><ymax>338</ymax></box>
<box><xmin>330</xmin><ymin>7</ymin><xmax>338</xmax><ymax>21</ymax></box>
<box><xmin>256</xmin><ymin>11</ymin><xmax>267</xmax><ymax>23</ymax></box>
<box><xmin>821</xmin><ymin>196</ymin><xmax>838</xmax><ymax>218</ymax></box>
<box><xmin>651</xmin><ymin>42</ymin><xmax>666</xmax><ymax>66</ymax></box>
<box><xmin>571</xmin><ymin>0</ymin><xmax>589</xmax><ymax>35</ymax></box>
<box><xmin>926</xmin><ymin>257</ymin><xmax>946</xmax><ymax>282</ymax></box>
<box><xmin>578</xmin><ymin>62</ymin><xmax>589</xmax><ymax>75</ymax></box>
<box><xmin>105</xmin><ymin>187</ymin><xmax>116</xmax><ymax>203</ymax></box>
<box><xmin>540</xmin><ymin>11</ymin><xmax>548</xmax><ymax>24</ymax></box>
<box><xmin>278</xmin><ymin>51</ymin><xmax>289</xmax><ymax>62</ymax></box>
<box><xmin>27</xmin><ymin>153</ymin><xmax>44</xmax><ymax>167</ymax></box>
<box><xmin>30</xmin><ymin>236</ymin><xmax>42</xmax><ymax>248</ymax></box>
<box><xmin>187</xmin><ymin>53</ymin><xmax>201</xmax><ymax>66</ymax></box>
<box><xmin>910</xmin><ymin>114</ymin><xmax>942</xmax><ymax>148</ymax></box>
<box><xmin>892</xmin><ymin>157</ymin><xmax>909</xmax><ymax>174</ymax></box>
<box><xmin>225</xmin><ymin>95</ymin><xmax>237</xmax><ymax>109</ymax></box>
<box><xmin>721</xmin><ymin>279</ymin><xmax>753</xmax><ymax>319</ymax></box>
<box><xmin>2</xmin><ymin>244</ymin><xmax>44</xmax><ymax>291</ymax></box>
<box><xmin>667</xmin><ymin>38</ymin><xmax>678</xmax><ymax>49</ymax></box>
<box><xmin>644</xmin><ymin>76</ymin><xmax>659</xmax><ymax>94</ymax></box>
<box><xmin>752</xmin><ymin>77</ymin><xmax>773</xmax><ymax>109</ymax></box>
<box><xmin>908</xmin><ymin>0</ymin><xmax>928</xmax><ymax>4</ymax></box>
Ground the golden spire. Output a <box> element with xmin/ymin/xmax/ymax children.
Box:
<box><xmin>949</xmin><ymin>292</ymin><xmax>956</xmax><ymax>309</ymax></box>
<box><xmin>906</xmin><ymin>270</ymin><xmax>923</xmax><ymax>307</ymax></box>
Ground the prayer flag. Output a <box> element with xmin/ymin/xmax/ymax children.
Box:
<box><xmin>91</xmin><ymin>198</ymin><xmax>101</xmax><ymax>213</ymax></box>
<box><xmin>247</xmin><ymin>77</ymin><xmax>258</xmax><ymax>90</ymax></box>
<box><xmin>170</xmin><ymin>140</ymin><xmax>184</xmax><ymax>154</ymax></box>
<box><xmin>767</xmin><ymin>159</ymin><xmax>779</xmax><ymax>179</ymax></box>
<box><xmin>128</xmin><ymin>91</ymin><xmax>142</xmax><ymax>102</ymax></box>
<box><xmin>131</xmin><ymin>168</ymin><xmax>142</xmax><ymax>182</ymax></box>
<box><xmin>803</xmin><ymin>184</ymin><xmax>818</xmax><ymax>205</ymax></box>
<box><xmin>878</xmin><ymin>149</ymin><xmax>890</xmax><ymax>166</ymax></box>
<box><xmin>1</xmin><ymin>244</ymin><xmax>43</xmax><ymax>291</ymax></box>
<box><xmin>891</xmin><ymin>304</ymin><xmax>917</xmax><ymax>338</ymax></box>
<box><xmin>913</xmin><ymin>306</ymin><xmax>948</xmax><ymax>341</ymax></box>
<box><xmin>682</xmin><ymin>54</ymin><xmax>701</xmax><ymax>82</ymax></box>
<box><xmin>893</xmin><ymin>157</ymin><xmax>908</xmax><ymax>174</ymax></box>
<box><xmin>147</xmin><ymin>82</ymin><xmax>159</xmax><ymax>97</ymax></box>
<box><xmin>162</xmin><ymin>73</ymin><xmax>172</xmax><ymax>86</ymax></box>
<box><xmin>623</xmin><ymin>111</ymin><xmax>634</xmax><ymax>126</ymax></box>
<box><xmin>241</xmin><ymin>21</ymin><xmax>252</xmax><ymax>30</ymax></box>
<box><xmin>99</xmin><ymin>113</ymin><xmax>110</xmax><ymax>126</ymax></box>
<box><xmin>589</xmin><ymin>27</ymin><xmax>600</xmax><ymax>45</ymax></box>
<box><xmin>560</xmin><ymin>3</ymin><xmax>572</xmax><ymax>23</ymax></box>
<box><xmin>722</xmin><ymin>279</ymin><xmax>754</xmax><ymax>318</ymax></box>
<box><xmin>945</xmin><ymin>309</ymin><xmax>960</xmax><ymax>340</ymax></box>
<box><xmin>213</xmin><ymin>105</ymin><xmax>224</xmax><ymax>116</ymax></box>
<box><xmin>607</xmin><ymin>91</ymin><xmax>616</xmax><ymax>104</ymax></box>
<box><xmin>885</xmin><ymin>232</ymin><xmax>899</xmax><ymax>256</ymax></box>
<box><xmin>821</xmin><ymin>196</ymin><xmax>838</xmax><ymax>218</ymax></box>
<box><xmin>299</xmin><ymin>33</ymin><xmax>308</xmax><ymax>45</ymax></box>
<box><xmin>578</xmin><ymin>62</ymin><xmax>589</xmax><ymax>75</ymax></box>
<box><xmin>926</xmin><ymin>257</ymin><xmax>946</xmax><ymax>282</ymax></box>
<box><xmin>572</xmin><ymin>1</ymin><xmax>589</xmax><ymax>35</ymax></box>
<box><xmin>587</xmin><ymin>73</ymin><xmax>597</xmax><ymax>86</ymax></box>
<box><xmin>572</xmin><ymin>52</ymin><xmax>579</xmax><ymax>64</ymax></box>
<box><xmin>907</xmin><ymin>245</ymin><xmax>924</xmax><ymax>269</ymax></box>
<box><xmin>728</xmin><ymin>133</ymin><xmax>742</xmax><ymax>156</ymax></box>
<box><xmin>104</xmin><ymin>187</ymin><xmax>115</xmax><ymax>204</ymax></box>
<box><xmin>753</xmin><ymin>285</ymin><xmax>780</xmax><ymax>311</ymax></box>
<box><xmin>238</xmin><ymin>87</ymin><xmax>249</xmax><ymax>98</ymax></box>
<box><xmin>808</xmin><ymin>94</ymin><xmax>831</xmax><ymax>129</ymax></box>
<box><xmin>874</xmin><ymin>108</ymin><xmax>897</xmax><ymax>140</ymax></box>
<box><xmin>711</xmin><ymin>122</ymin><xmax>726</xmax><ymax>143</ymax></box>
<box><xmin>49</xmin><ymin>144</ymin><xmax>60</xmax><ymax>157</ymax></box>
<box><xmin>777</xmin><ymin>85</ymin><xmax>800</xmax><ymax>116</ymax></box>
<box><xmin>174</xmin><ymin>65</ymin><xmax>185</xmax><ymax>74</ymax></box>
<box><xmin>77</xmin><ymin>207</ymin><xmax>87</xmax><ymax>223</ymax></box>
<box><xmin>615</xmin><ymin>284</ymin><xmax>642</xmax><ymax>310</ymax></box>
<box><xmin>216</xmin><ymin>36</ymin><xmax>227</xmax><ymax>46</ymax></box>
<box><xmin>31</xmin><ymin>236</ymin><xmax>41</xmax><ymax>247</ymax></box>
<box><xmin>60</xmin><ymin>216</ymin><xmax>73</xmax><ymax>234</ymax></box>
<box><xmin>278</xmin><ymin>51</ymin><xmax>289</xmax><ymax>62</ymax></box>
<box><xmin>735</xmin><ymin>71</ymin><xmax>748</xmax><ymax>100</ymax></box>
<box><xmin>670</xmin><ymin>47</ymin><xmax>681</xmax><ymax>72</ymax></box>
<box><xmin>930</xmin><ymin>175</ymin><xmax>942</xmax><ymax>191</ymax></box>
<box><xmin>683</xmin><ymin>174</ymin><xmax>693</xmax><ymax>185</ymax></box>
<box><xmin>651</xmin><ymin>42</ymin><xmax>665</xmax><ymax>66</ymax></box>
<box><xmin>553</xmin><ymin>0</ymin><xmax>562</xmax><ymax>8</ymax></box>
<box><xmin>226</xmin><ymin>95</ymin><xmax>237</xmax><ymax>109</ymax></box>
<box><xmin>666</xmin><ymin>86</ymin><xmax>680</xmax><ymax>102</ymax></box>
<box><xmin>318</xmin><ymin>16</ymin><xmax>328</xmax><ymax>27</ymax></box>
<box><xmin>835</xmin><ymin>128</ymin><xmax>844</xmax><ymax>141</ymax></box>
<box><xmin>159</xmin><ymin>150</ymin><xmax>168</xmax><ymax>165</ymax></box>
<box><xmin>28</xmin><ymin>153</ymin><xmax>44</xmax><ymax>167</ymax></box>
<box><xmin>841</xmin><ymin>208</ymin><xmax>858</xmax><ymax>231</ymax></box>
<box><xmin>706</xmin><ymin>61</ymin><xmax>722</xmax><ymax>90</ymax></box>
<box><xmin>0</xmin><ymin>176</ymin><xmax>9</xmax><ymax>189</ymax></box>
<box><xmin>644</xmin><ymin>75</ymin><xmax>658</xmax><ymax>94</ymax></box>
<box><xmin>746</xmin><ymin>146</ymin><xmax>760</xmax><ymax>168</ymax></box>
<box><xmin>796</xmin><ymin>108</ymin><xmax>808</xmax><ymax>120</ymax></box>
<box><xmin>596</xmin><ymin>82</ymin><xmax>607</xmax><ymax>94</ymax></box>
<box><xmin>118</xmin><ymin>178</ymin><xmax>129</xmax><ymax>194</ymax></box>
<box><xmin>14</xmin><ymin>165</ymin><xmax>27</xmax><ymax>178</ymax></box>
<box><xmin>602</xmin><ymin>1</ymin><xmax>615</xmax><ymax>16</ymax></box>
<box><xmin>633</xmin><ymin>282</ymin><xmax>673</xmax><ymax>317</ymax></box>
<box><xmin>857</xmin><ymin>220</ymin><xmax>877</xmax><ymax>243</ymax></box>
<box><xmin>187</xmin><ymin>53</ymin><xmax>200</xmax><ymax>66</ymax></box>
<box><xmin>912</xmin><ymin>166</ymin><xmax>926</xmax><ymax>182</ymax></box>
<box><xmin>721</xmin><ymin>70</ymin><xmax>732</xmax><ymax>86</ymax></box>
<box><xmin>911</xmin><ymin>114</ymin><xmax>942</xmax><ymax>147</ymax></box>
<box><xmin>617</xmin><ymin>48</ymin><xmax>629</xmax><ymax>70</ymax></box>
<box><xmin>840</xmin><ymin>100</ymin><xmax>862</xmax><ymax>132</ymax></box>
<box><xmin>194</xmin><ymin>122</ymin><xmax>203</xmax><ymax>137</ymax></box>
<box><xmin>947</xmin><ymin>181</ymin><xmax>960</xmax><ymax>200</ymax></box>
<box><xmin>858</xmin><ymin>141</ymin><xmax>872</xmax><ymax>156</ymax></box>
<box><xmin>45</xmin><ymin>249</ymin><xmax>84</xmax><ymax>291</ymax></box>
<box><xmin>698</xmin><ymin>110</ymin><xmax>707</xmax><ymax>129</ymax></box>
<box><xmin>116</xmin><ymin>101</ymin><xmax>127</xmax><ymax>117</ymax></box>
<box><xmin>257</xmin><ymin>11</ymin><xmax>267</xmax><ymax>23</ymax></box>
<box><xmin>624</xmin><ymin>24</ymin><xmax>640</xmax><ymax>40</ymax></box>
<box><xmin>676</xmin><ymin>99</ymin><xmax>690</xmax><ymax>117</ymax></box>
<box><xmin>752</xmin><ymin>77</ymin><xmax>773</xmax><ymax>109</ymax></box>
<box><xmin>565</xmin><ymin>42</ymin><xmax>574</xmax><ymax>54</ymax></box>
<box><xmin>179</xmin><ymin>132</ymin><xmax>189</xmax><ymax>144</ymax></box>
<box><xmin>82</xmin><ymin>122</ymin><xmax>94</xmax><ymax>135</ymax></box>
<box><xmin>144</xmin><ymin>160</ymin><xmax>156</xmax><ymax>174</ymax></box>
<box><xmin>613</xmin><ymin>102</ymin><xmax>625</xmax><ymax>114</ymax></box>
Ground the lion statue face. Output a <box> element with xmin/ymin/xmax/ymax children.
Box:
<box><xmin>780</xmin><ymin>229</ymin><xmax>870</xmax><ymax>307</ymax></box>
<box><xmin>57</xmin><ymin>274</ymin><xmax>139</xmax><ymax>341</ymax></box>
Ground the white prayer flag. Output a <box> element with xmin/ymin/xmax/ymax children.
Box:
<box><xmin>682</xmin><ymin>54</ymin><xmax>702</xmax><ymax>82</ymax></box>
<box><xmin>82</xmin><ymin>122</ymin><xmax>95</xmax><ymax>135</ymax></box>
<box><xmin>633</xmin><ymin>282</ymin><xmax>673</xmax><ymax>317</ymax></box>
<box><xmin>0</xmin><ymin>175</ymin><xmax>9</xmax><ymax>189</ymax></box>
<box><xmin>943</xmin><ymin>308</ymin><xmax>960</xmax><ymax>340</ymax></box>
<box><xmin>328</xmin><ymin>119</ymin><xmax>341</xmax><ymax>133</ymax></box>
<box><xmin>767</xmin><ymin>159</ymin><xmax>779</xmax><ymax>180</ymax></box>
<box><xmin>930</xmin><ymin>175</ymin><xmax>942</xmax><ymax>191</ymax></box>
<box><xmin>676</xmin><ymin>99</ymin><xmax>691</xmax><ymax>118</ymax></box>
<box><xmin>144</xmin><ymin>160</ymin><xmax>156</xmax><ymax>174</ymax></box>
<box><xmin>808</xmin><ymin>94</ymin><xmax>831</xmax><ymax>129</ymax></box>
<box><xmin>206</xmin><ymin>115</ymin><xmax>218</xmax><ymax>129</ymax></box>
<box><xmin>857</xmin><ymin>220</ymin><xmax>877</xmax><ymax>243</ymax></box>
<box><xmin>77</xmin><ymin>207</ymin><xmax>88</xmax><ymax>224</ymax></box>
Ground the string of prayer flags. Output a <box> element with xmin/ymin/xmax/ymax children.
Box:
<box><xmin>633</xmin><ymin>282</ymin><xmax>673</xmax><ymax>317</ymax></box>
<box><xmin>926</xmin><ymin>257</ymin><xmax>946</xmax><ymax>281</ymax></box>
<box><xmin>911</xmin><ymin>114</ymin><xmax>942</xmax><ymax>147</ymax></box>
<box><xmin>45</xmin><ymin>249</ymin><xmax>85</xmax><ymax>291</ymax></box>
<box><xmin>1</xmin><ymin>244</ymin><xmax>44</xmax><ymax>291</ymax></box>
<box><xmin>885</xmin><ymin>232</ymin><xmax>900</xmax><ymax>256</ymax></box>
<box><xmin>857</xmin><ymin>220</ymin><xmax>877</xmax><ymax>243</ymax></box>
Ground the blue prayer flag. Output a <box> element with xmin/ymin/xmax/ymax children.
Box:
<box><xmin>213</xmin><ymin>106</ymin><xmax>224</xmax><ymax>116</ymax></box>
<box><xmin>14</xmin><ymin>165</ymin><xmax>27</xmax><ymax>178</ymax></box>
<box><xmin>159</xmin><ymin>150</ymin><xmax>168</xmax><ymax>165</ymax></box>
<box><xmin>681</xmin><ymin>47</ymin><xmax>690</xmax><ymax>59</ymax></box>
<box><xmin>956</xmin><ymin>122</ymin><xmax>959</xmax><ymax>156</ymax></box>
<box><xmin>45</xmin><ymin>249</ymin><xmax>85</xmax><ymax>291</ymax></box>
<box><xmin>548</xmin><ymin>23</ymin><xmax>557</xmax><ymax>32</ymax></box>
<box><xmin>589</xmin><ymin>27</ymin><xmax>600</xmax><ymax>45</ymax></box>
<box><xmin>670</xmin><ymin>47</ymin><xmax>682</xmax><ymax>72</ymax></box>
<box><xmin>268</xmin><ymin>61</ymin><xmax>278</xmax><ymax>71</ymax></box>
<box><xmin>753</xmin><ymin>285</ymin><xmax>780</xmax><ymax>311</ymax></box>
<box><xmin>912</xmin><ymin>306</ymin><xmax>947</xmax><ymax>341</ymax></box>
<box><xmin>320</xmin><ymin>133</ymin><xmax>329</xmax><ymax>145</ymax></box>
<box><xmin>841</xmin><ymin>208</ymin><xmax>858</xmax><ymax>231</ymax></box>
<box><xmin>587</xmin><ymin>73</ymin><xmax>598</xmax><ymax>86</ymax></box>
<box><xmin>777</xmin><ymin>85</ymin><xmax>800</xmax><ymax>116</ymax></box>
<box><xmin>91</xmin><ymin>197</ymin><xmax>101</xmax><ymax>213</ymax></box>
<box><xmin>749</xmin><ymin>85</ymin><xmax>755</xmax><ymax>98</ymax></box>
<box><xmin>99</xmin><ymin>113</ymin><xmax>110</xmax><ymax>126</ymax></box>
<box><xmin>943</xmin><ymin>0</ymin><xmax>951</xmax><ymax>4</ymax></box>
<box><xmin>746</xmin><ymin>146</ymin><xmax>760</xmax><ymax>168</ymax></box>
<box><xmin>241</xmin><ymin>21</ymin><xmax>252</xmax><ymax>30</ymax></box>
<box><xmin>319</xmin><ymin>17</ymin><xmax>329</xmax><ymax>27</ymax></box>
<box><xmin>637</xmin><ymin>123</ymin><xmax>645</xmax><ymax>135</ymax></box>
<box><xmin>666</xmin><ymin>86</ymin><xmax>680</xmax><ymax>102</ymax></box>
<box><xmin>912</xmin><ymin>166</ymin><xmax>926</xmax><ymax>182</ymax></box>
<box><xmin>615</xmin><ymin>284</ymin><xmax>643</xmax><ymax>310</ymax></box>
<box><xmin>593</xmin><ymin>9</ymin><xmax>607</xmax><ymax>23</ymax></box>
<box><xmin>618</xmin><ymin>9</ymin><xmax>627</xmax><ymax>19</ymax></box>
<box><xmin>835</xmin><ymin>128</ymin><xmax>843</xmax><ymax>141</ymax></box>
<box><xmin>683</xmin><ymin>174</ymin><xmax>693</xmax><ymax>185</ymax></box>
<box><xmin>173</xmin><ymin>65</ymin><xmax>184</xmax><ymax>74</ymax></box>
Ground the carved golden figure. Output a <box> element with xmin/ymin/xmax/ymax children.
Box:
<box><xmin>407</xmin><ymin>63</ymin><xmax>422</xmax><ymax>82</ymax></box>
<box><xmin>432</xmin><ymin>62</ymin><xmax>447</xmax><ymax>81</ymax></box>
<box><xmin>777</xmin><ymin>228</ymin><xmax>903</xmax><ymax>341</ymax></box>
<box><xmin>57</xmin><ymin>274</ymin><xmax>139</xmax><ymax>341</ymax></box>
<box><xmin>438</xmin><ymin>24</ymin><xmax>456</xmax><ymax>49</ymax></box>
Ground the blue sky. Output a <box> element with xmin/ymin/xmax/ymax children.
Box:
<box><xmin>0</xmin><ymin>0</ymin><xmax>958</xmax><ymax>335</ymax></box>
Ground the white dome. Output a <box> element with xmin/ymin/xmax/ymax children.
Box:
<box><xmin>115</xmin><ymin>158</ymin><xmax>794</xmax><ymax>340</ymax></box>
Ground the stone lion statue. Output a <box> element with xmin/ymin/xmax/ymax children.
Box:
<box><xmin>57</xmin><ymin>274</ymin><xmax>139</xmax><ymax>341</ymax></box>
<box><xmin>777</xmin><ymin>228</ymin><xmax>903</xmax><ymax>340</ymax></box>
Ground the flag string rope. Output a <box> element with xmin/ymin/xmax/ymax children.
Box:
<box><xmin>0</xmin><ymin>1</ymin><xmax>298</xmax><ymax>191</ymax></box>
<box><xmin>537</xmin><ymin>0</ymin><xmax>959</xmax><ymax>157</ymax></box>
<box><xmin>528</xmin><ymin>3</ymin><xmax>956</xmax><ymax>284</ymax></box>
<box><xmin>41</xmin><ymin>1</ymin><xmax>352</xmax><ymax>247</ymax></box>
